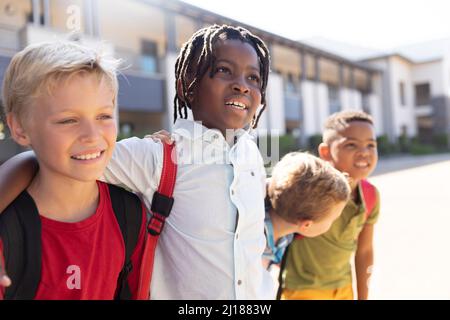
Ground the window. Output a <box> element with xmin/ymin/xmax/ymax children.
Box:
<box><xmin>399</xmin><ymin>82</ymin><xmax>406</xmax><ymax>106</ymax></box>
<box><xmin>362</xmin><ymin>92</ymin><xmax>371</xmax><ymax>114</ymax></box>
<box><xmin>140</xmin><ymin>40</ymin><xmax>158</xmax><ymax>74</ymax></box>
<box><xmin>285</xmin><ymin>73</ymin><xmax>297</xmax><ymax>93</ymax></box>
<box><xmin>414</xmin><ymin>83</ymin><xmax>431</xmax><ymax>106</ymax></box>
<box><xmin>328</xmin><ymin>85</ymin><xmax>340</xmax><ymax>114</ymax></box>
<box><xmin>26</xmin><ymin>12</ymin><xmax>44</xmax><ymax>25</ymax></box>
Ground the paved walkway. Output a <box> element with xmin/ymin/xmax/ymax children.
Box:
<box><xmin>368</xmin><ymin>153</ymin><xmax>450</xmax><ymax>299</ymax></box>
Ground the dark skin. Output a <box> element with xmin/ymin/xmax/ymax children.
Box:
<box><xmin>183</xmin><ymin>39</ymin><xmax>262</xmax><ymax>138</ymax></box>
<box><xmin>318</xmin><ymin>121</ymin><xmax>378</xmax><ymax>300</ymax></box>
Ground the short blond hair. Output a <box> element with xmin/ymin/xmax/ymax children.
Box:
<box><xmin>268</xmin><ymin>152</ymin><xmax>350</xmax><ymax>223</ymax></box>
<box><xmin>2</xmin><ymin>41</ymin><xmax>120</xmax><ymax>122</ymax></box>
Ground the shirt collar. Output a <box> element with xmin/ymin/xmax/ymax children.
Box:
<box><xmin>173</xmin><ymin>118</ymin><xmax>255</xmax><ymax>145</ymax></box>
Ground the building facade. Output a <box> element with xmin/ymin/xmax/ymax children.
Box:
<box><xmin>1</xmin><ymin>0</ymin><xmax>385</xmax><ymax>162</ymax></box>
<box><xmin>363</xmin><ymin>53</ymin><xmax>450</xmax><ymax>144</ymax></box>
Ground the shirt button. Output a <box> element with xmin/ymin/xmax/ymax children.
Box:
<box><xmin>251</xmin><ymin>171</ymin><xmax>255</xmax><ymax>176</ymax></box>
<box><xmin>231</xmin><ymin>190</ymin><xmax>235</xmax><ymax>195</ymax></box>
<box><xmin>235</xmin><ymin>233</ymin><xmax>239</xmax><ymax>240</ymax></box>
<box><xmin>213</xmin><ymin>134</ymin><xmax>219</xmax><ymax>139</ymax></box>
<box><xmin>237</xmin><ymin>280</ymin><xmax>242</xmax><ymax>286</ymax></box>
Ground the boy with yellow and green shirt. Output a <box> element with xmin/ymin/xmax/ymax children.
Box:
<box><xmin>280</xmin><ymin>110</ymin><xmax>380</xmax><ymax>300</ymax></box>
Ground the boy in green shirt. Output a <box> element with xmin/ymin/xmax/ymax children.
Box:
<box><xmin>280</xmin><ymin>110</ymin><xmax>380</xmax><ymax>300</ymax></box>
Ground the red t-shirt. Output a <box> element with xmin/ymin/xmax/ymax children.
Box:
<box><xmin>0</xmin><ymin>181</ymin><xmax>146</xmax><ymax>300</ymax></box>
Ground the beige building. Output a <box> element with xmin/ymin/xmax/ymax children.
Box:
<box><xmin>0</xmin><ymin>0</ymin><xmax>381</xmax><ymax>162</ymax></box>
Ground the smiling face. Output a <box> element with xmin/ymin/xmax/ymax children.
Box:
<box><xmin>189</xmin><ymin>39</ymin><xmax>262</xmax><ymax>134</ymax></box>
<box><xmin>323</xmin><ymin>121</ymin><xmax>378</xmax><ymax>183</ymax></box>
<box><xmin>9</xmin><ymin>72</ymin><xmax>117</xmax><ymax>184</ymax></box>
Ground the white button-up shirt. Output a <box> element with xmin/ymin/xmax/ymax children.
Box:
<box><xmin>103</xmin><ymin>119</ymin><xmax>274</xmax><ymax>299</ymax></box>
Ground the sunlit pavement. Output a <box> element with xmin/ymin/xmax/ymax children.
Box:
<box><xmin>368</xmin><ymin>153</ymin><xmax>450</xmax><ymax>299</ymax></box>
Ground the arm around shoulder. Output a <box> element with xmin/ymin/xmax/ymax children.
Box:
<box><xmin>0</xmin><ymin>151</ymin><xmax>38</xmax><ymax>213</ymax></box>
<box><xmin>102</xmin><ymin>137</ymin><xmax>163</xmax><ymax>195</ymax></box>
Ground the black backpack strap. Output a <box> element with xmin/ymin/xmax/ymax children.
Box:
<box><xmin>276</xmin><ymin>240</ymin><xmax>292</xmax><ymax>300</ymax></box>
<box><xmin>108</xmin><ymin>184</ymin><xmax>143</xmax><ymax>300</ymax></box>
<box><xmin>0</xmin><ymin>191</ymin><xmax>42</xmax><ymax>300</ymax></box>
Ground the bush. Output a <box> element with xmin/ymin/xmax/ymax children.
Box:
<box><xmin>410</xmin><ymin>142</ymin><xmax>436</xmax><ymax>155</ymax></box>
<box><xmin>398</xmin><ymin>134</ymin><xmax>411</xmax><ymax>153</ymax></box>
<box><xmin>308</xmin><ymin>134</ymin><xmax>322</xmax><ymax>155</ymax></box>
<box><xmin>432</xmin><ymin>134</ymin><xmax>450</xmax><ymax>151</ymax></box>
<box><xmin>279</xmin><ymin>134</ymin><xmax>298</xmax><ymax>156</ymax></box>
<box><xmin>258</xmin><ymin>134</ymin><xmax>299</xmax><ymax>165</ymax></box>
<box><xmin>376</xmin><ymin>135</ymin><xmax>400</xmax><ymax>156</ymax></box>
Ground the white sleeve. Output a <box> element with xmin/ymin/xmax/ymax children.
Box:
<box><xmin>101</xmin><ymin>137</ymin><xmax>163</xmax><ymax>197</ymax></box>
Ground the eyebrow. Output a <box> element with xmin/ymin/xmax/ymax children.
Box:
<box><xmin>216</xmin><ymin>58</ymin><xmax>260</xmax><ymax>73</ymax></box>
<box><xmin>344</xmin><ymin>137</ymin><xmax>377</xmax><ymax>142</ymax></box>
<box><xmin>54</xmin><ymin>105</ymin><xmax>115</xmax><ymax>114</ymax></box>
<box><xmin>98</xmin><ymin>105</ymin><xmax>115</xmax><ymax>110</ymax></box>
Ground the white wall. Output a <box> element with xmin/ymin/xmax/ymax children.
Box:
<box><xmin>301</xmin><ymin>80</ymin><xmax>319</xmax><ymax>136</ymax></box>
<box><xmin>353</xmin><ymin>90</ymin><xmax>363</xmax><ymax>110</ymax></box>
<box><xmin>265</xmin><ymin>72</ymin><xmax>286</xmax><ymax>135</ymax></box>
<box><xmin>162</xmin><ymin>52</ymin><xmax>180</xmax><ymax>131</ymax></box>
<box><xmin>298</xmin><ymin>80</ymin><xmax>330</xmax><ymax>136</ymax></box>
<box><xmin>316</xmin><ymin>82</ymin><xmax>329</xmax><ymax>132</ymax></box>
<box><xmin>256</xmin><ymin>106</ymin><xmax>269</xmax><ymax>134</ymax></box>
<box><xmin>444</xmin><ymin>55</ymin><xmax>450</xmax><ymax>95</ymax></box>
<box><xmin>256</xmin><ymin>107</ymin><xmax>269</xmax><ymax>134</ymax></box>
<box><xmin>368</xmin><ymin>94</ymin><xmax>383</xmax><ymax>135</ymax></box>
<box><xmin>412</xmin><ymin>59</ymin><xmax>445</xmax><ymax>99</ymax></box>
<box><xmin>388</xmin><ymin>56</ymin><xmax>417</xmax><ymax>137</ymax></box>
<box><xmin>340</xmin><ymin>88</ymin><xmax>363</xmax><ymax>110</ymax></box>
<box><xmin>98</xmin><ymin>0</ymin><xmax>166</xmax><ymax>54</ymax></box>
<box><xmin>365</xmin><ymin>58</ymin><xmax>397</xmax><ymax>140</ymax></box>
<box><xmin>370</xmin><ymin>73</ymin><xmax>384</xmax><ymax>135</ymax></box>
<box><xmin>339</xmin><ymin>88</ymin><xmax>351</xmax><ymax>110</ymax></box>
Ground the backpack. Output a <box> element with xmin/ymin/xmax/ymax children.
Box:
<box><xmin>0</xmin><ymin>142</ymin><xmax>177</xmax><ymax>300</ymax></box>
<box><xmin>294</xmin><ymin>179</ymin><xmax>377</xmax><ymax>241</ymax></box>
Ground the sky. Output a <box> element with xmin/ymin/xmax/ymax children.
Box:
<box><xmin>182</xmin><ymin>0</ymin><xmax>450</xmax><ymax>51</ymax></box>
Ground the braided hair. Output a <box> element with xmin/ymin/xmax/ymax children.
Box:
<box><xmin>173</xmin><ymin>24</ymin><xmax>271</xmax><ymax>129</ymax></box>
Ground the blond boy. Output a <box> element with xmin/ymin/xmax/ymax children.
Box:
<box><xmin>263</xmin><ymin>152</ymin><xmax>350</xmax><ymax>287</ymax></box>
<box><xmin>0</xmin><ymin>41</ymin><xmax>147</xmax><ymax>299</ymax></box>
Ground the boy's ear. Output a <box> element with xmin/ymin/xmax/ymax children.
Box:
<box><xmin>6</xmin><ymin>113</ymin><xmax>31</xmax><ymax>147</ymax></box>
<box><xmin>318</xmin><ymin>142</ymin><xmax>332</xmax><ymax>161</ymax></box>
<box><xmin>297</xmin><ymin>220</ymin><xmax>313</xmax><ymax>235</ymax></box>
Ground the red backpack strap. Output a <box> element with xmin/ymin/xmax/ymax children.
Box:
<box><xmin>147</xmin><ymin>142</ymin><xmax>177</xmax><ymax>236</ymax></box>
<box><xmin>360</xmin><ymin>179</ymin><xmax>377</xmax><ymax>221</ymax></box>
<box><xmin>294</xmin><ymin>234</ymin><xmax>304</xmax><ymax>240</ymax></box>
<box><xmin>137</xmin><ymin>142</ymin><xmax>177</xmax><ymax>300</ymax></box>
